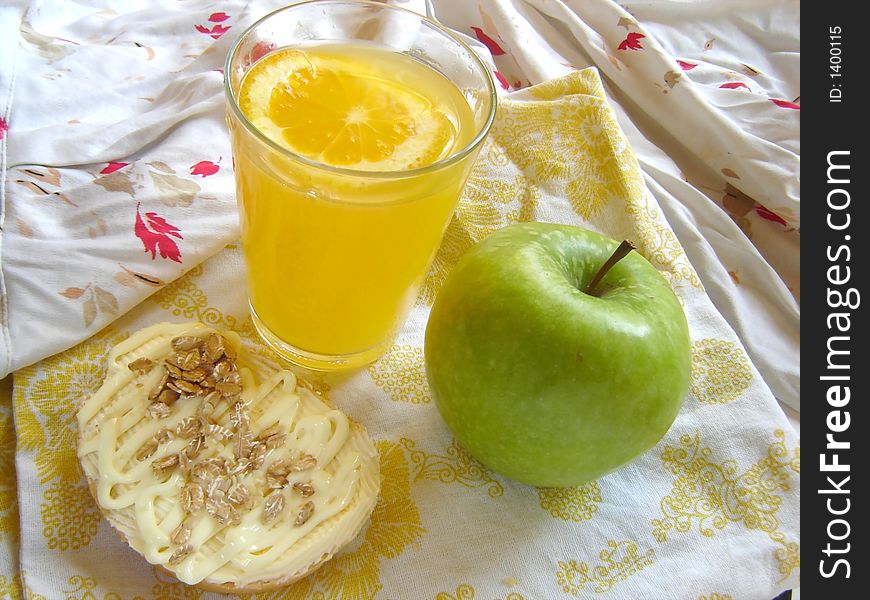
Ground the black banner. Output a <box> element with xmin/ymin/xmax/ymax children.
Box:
<box><xmin>803</xmin><ymin>3</ymin><xmax>866</xmax><ymax>595</ymax></box>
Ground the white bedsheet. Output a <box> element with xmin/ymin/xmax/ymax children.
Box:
<box><xmin>0</xmin><ymin>0</ymin><xmax>800</xmax><ymax>422</ymax></box>
<box><xmin>0</xmin><ymin>1</ymin><xmax>801</xmax><ymax>598</ymax></box>
<box><xmin>426</xmin><ymin>0</ymin><xmax>801</xmax><ymax>417</ymax></box>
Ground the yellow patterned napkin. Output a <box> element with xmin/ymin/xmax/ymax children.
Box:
<box><xmin>6</xmin><ymin>69</ymin><xmax>799</xmax><ymax>599</ymax></box>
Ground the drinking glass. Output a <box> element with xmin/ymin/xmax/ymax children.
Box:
<box><xmin>225</xmin><ymin>0</ymin><xmax>496</xmax><ymax>370</ymax></box>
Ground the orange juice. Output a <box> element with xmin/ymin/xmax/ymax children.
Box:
<box><xmin>229</xmin><ymin>43</ymin><xmax>482</xmax><ymax>368</ymax></box>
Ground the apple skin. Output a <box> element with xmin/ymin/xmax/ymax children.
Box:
<box><xmin>424</xmin><ymin>222</ymin><xmax>691</xmax><ymax>487</ymax></box>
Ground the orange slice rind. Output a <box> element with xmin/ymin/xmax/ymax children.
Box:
<box><xmin>239</xmin><ymin>48</ymin><xmax>457</xmax><ymax>171</ymax></box>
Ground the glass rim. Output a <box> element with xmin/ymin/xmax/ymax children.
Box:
<box><xmin>223</xmin><ymin>0</ymin><xmax>498</xmax><ymax>180</ymax></box>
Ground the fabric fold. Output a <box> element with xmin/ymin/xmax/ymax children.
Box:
<box><xmin>430</xmin><ymin>0</ymin><xmax>800</xmax><ymax>411</ymax></box>
<box><xmin>2</xmin><ymin>2</ymin><xmax>800</xmax><ymax>596</ymax></box>
<box><xmin>10</xmin><ymin>66</ymin><xmax>798</xmax><ymax>600</ymax></box>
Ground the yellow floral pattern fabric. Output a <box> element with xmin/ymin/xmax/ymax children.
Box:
<box><xmin>0</xmin><ymin>380</ymin><xmax>20</xmax><ymax>597</ymax></box>
<box><xmin>652</xmin><ymin>430</ymin><xmax>800</xmax><ymax>581</ymax></box>
<box><xmin>555</xmin><ymin>539</ymin><xmax>655</xmax><ymax>596</ymax></box>
<box><xmin>690</xmin><ymin>339</ymin><xmax>753</xmax><ymax>404</ymax></box>
<box><xmin>6</xmin><ymin>67</ymin><xmax>798</xmax><ymax>599</ymax></box>
<box><xmin>400</xmin><ymin>438</ymin><xmax>504</xmax><ymax>498</ymax></box>
<box><xmin>0</xmin><ymin>391</ymin><xmax>18</xmax><ymax>547</ymax></box>
<box><xmin>367</xmin><ymin>346</ymin><xmax>430</xmax><ymax>404</ymax></box>
<box><xmin>435</xmin><ymin>584</ymin><xmax>525</xmax><ymax>600</ymax></box>
<box><xmin>537</xmin><ymin>483</ymin><xmax>602</xmax><ymax>522</ymax></box>
<box><xmin>14</xmin><ymin>329</ymin><xmax>126</xmax><ymax>554</ymax></box>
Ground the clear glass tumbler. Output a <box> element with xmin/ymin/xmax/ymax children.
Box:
<box><xmin>225</xmin><ymin>0</ymin><xmax>496</xmax><ymax>371</ymax></box>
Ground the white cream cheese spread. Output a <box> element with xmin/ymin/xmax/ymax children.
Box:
<box><xmin>77</xmin><ymin>322</ymin><xmax>380</xmax><ymax>588</ymax></box>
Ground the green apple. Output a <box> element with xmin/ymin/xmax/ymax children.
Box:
<box><xmin>424</xmin><ymin>222</ymin><xmax>691</xmax><ymax>487</ymax></box>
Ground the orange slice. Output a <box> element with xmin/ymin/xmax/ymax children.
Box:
<box><xmin>239</xmin><ymin>48</ymin><xmax>456</xmax><ymax>171</ymax></box>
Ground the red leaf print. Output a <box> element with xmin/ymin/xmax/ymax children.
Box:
<box><xmin>135</xmin><ymin>203</ymin><xmax>183</xmax><ymax>262</ymax></box>
<box><xmin>471</xmin><ymin>27</ymin><xmax>506</xmax><ymax>56</ymax></box>
<box><xmin>208</xmin><ymin>12</ymin><xmax>230</xmax><ymax>23</ymax></box>
<box><xmin>211</xmin><ymin>24</ymin><xmax>231</xmax><ymax>39</ymax></box>
<box><xmin>100</xmin><ymin>161</ymin><xmax>129</xmax><ymax>175</ymax></box>
<box><xmin>771</xmin><ymin>98</ymin><xmax>800</xmax><ymax>110</ymax></box>
<box><xmin>195</xmin><ymin>24</ymin><xmax>231</xmax><ymax>39</ymax></box>
<box><xmin>190</xmin><ymin>159</ymin><xmax>220</xmax><ymax>177</ymax></box>
<box><xmin>494</xmin><ymin>70</ymin><xmax>510</xmax><ymax>90</ymax></box>
<box><xmin>0</xmin><ymin>117</ymin><xmax>8</xmax><ymax>141</ymax></box>
<box><xmin>618</xmin><ymin>32</ymin><xmax>645</xmax><ymax>51</ymax></box>
<box><xmin>677</xmin><ymin>60</ymin><xmax>697</xmax><ymax>71</ymax></box>
<box><xmin>719</xmin><ymin>81</ymin><xmax>750</xmax><ymax>90</ymax></box>
<box><xmin>755</xmin><ymin>204</ymin><xmax>787</xmax><ymax>226</ymax></box>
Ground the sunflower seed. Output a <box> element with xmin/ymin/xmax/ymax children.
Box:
<box><xmin>176</xmin><ymin>416</ymin><xmax>203</xmax><ymax>439</ymax></box>
<box><xmin>230</xmin><ymin>458</ymin><xmax>253</xmax><ymax>477</ymax></box>
<box><xmin>249</xmin><ymin>441</ymin><xmax>267</xmax><ymax>470</ymax></box>
<box><xmin>204</xmin><ymin>422</ymin><xmax>232</xmax><ymax>442</ymax></box>
<box><xmin>135</xmin><ymin>439</ymin><xmax>158</xmax><ymax>461</ymax></box>
<box><xmin>263</xmin><ymin>492</ymin><xmax>285</xmax><ymax>524</ymax></box>
<box><xmin>269</xmin><ymin>454</ymin><xmax>317</xmax><ymax>478</ymax></box>
<box><xmin>257</xmin><ymin>424</ymin><xmax>286</xmax><ymax>449</ymax></box>
<box><xmin>176</xmin><ymin>348</ymin><xmax>202</xmax><ymax>371</ymax></box>
<box><xmin>216</xmin><ymin>381</ymin><xmax>242</xmax><ymax>397</ymax></box>
<box><xmin>198</xmin><ymin>391</ymin><xmax>221</xmax><ymax>417</ymax></box>
<box><xmin>128</xmin><ymin>357</ymin><xmax>155</xmax><ymax>375</ymax></box>
<box><xmin>262</xmin><ymin>432</ymin><xmax>286</xmax><ymax>450</ymax></box>
<box><xmin>291</xmin><ymin>453</ymin><xmax>317</xmax><ymax>472</ymax></box>
<box><xmin>234</xmin><ymin>429</ymin><xmax>254</xmax><ymax>461</ymax></box>
<box><xmin>265</xmin><ymin>455</ymin><xmax>314</xmax><ymax>489</ymax></box>
<box><xmin>183</xmin><ymin>433</ymin><xmax>206</xmax><ymax>460</ymax></box>
<box><xmin>294</xmin><ymin>500</ymin><xmax>315</xmax><ymax>526</ymax></box>
<box><xmin>165</xmin><ymin>362</ymin><xmax>184</xmax><ymax>379</ymax></box>
<box><xmin>173</xmin><ymin>379</ymin><xmax>204</xmax><ymax>396</ymax></box>
<box><xmin>170</xmin><ymin>522</ymin><xmax>191</xmax><ymax>546</ymax></box>
<box><xmin>206</xmin><ymin>495</ymin><xmax>239</xmax><ymax>525</ymax></box>
<box><xmin>151</xmin><ymin>454</ymin><xmax>179</xmax><ymax>478</ymax></box>
<box><xmin>204</xmin><ymin>333</ymin><xmax>228</xmax><ymax>362</ymax></box>
<box><xmin>147</xmin><ymin>402</ymin><xmax>171</xmax><ymax>419</ymax></box>
<box><xmin>212</xmin><ymin>359</ymin><xmax>236</xmax><ymax>381</ymax></box>
<box><xmin>171</xmin><ymin>336</ymin><xmax>204</xmax><ymax>352</ymax></box>
<box><xmin>292</xmin><ymin>481</ymin><xmax>316</xmax><ymax>498</ymax></box>
<box><xmin>227</xmin><ymin>484</ymin><xmax>250</xmax><ymax>507</ymax></box>
<box><xmin>207</xmin><ymin>475</ymin><xmax>231</xmax><ymax>498</ymax></box>
<box><xmin>265</xmin><ymin>459</ymin><xmax>294</xmax><ymax>485</ymax></box>
<box><xmin>156</xmin><ymin>388</ymin><xmax>180</xmax><ymax>406</ymax></box>
<box><xmin>266</xmin><ymin>472</ymin><xmax>288</xmax><ymax>489</ymax></box>
<box><xmin>191</xmin><ymin>457</ymin><xmax>226</xmax><ymax>483</ymax></box>
<box><xmin>149</xmin><ymin>372</ymin><xmax>169</xmax><ymax>400</ymax></box>
<box><xmin>168</xmin><ymin>544</ymin><xmax>193</xmax><ymax>566</ymax></box>
<box><xmin>180</xmin><ymin>481</ymin><xmax>205</xmax><ymax>513</ymax></box>
<box><xmin>178</xmin><ymin>452</ymin><xmax>192</xmax><ymax>479</ymax></box>
<box><xmin>180</xmin><ymin>367</ymin><xmax>208</xmax><ymax>383</ymax></box>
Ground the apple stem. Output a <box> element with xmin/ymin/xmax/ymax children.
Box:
<box><xmin>586</xmin><ymin>240</ymin><xmax>635</xmax><ymax>296</ymax></box>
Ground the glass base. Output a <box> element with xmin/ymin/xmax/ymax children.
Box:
<box><xmin>250</xmin><ymin>307</ymin><xmax>391</xmax><ymax>372</ymax></box>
